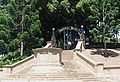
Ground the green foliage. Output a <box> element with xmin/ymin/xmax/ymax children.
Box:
<box><xmin>47</xmin><ymin>0</ymin><xmax>73</xmax><ymax>13</ymax></box>
<box><xmin>6</xmin><ymin>3</ymin><xmax>16</xmax><ymax>16</ymax></box>
<box><xmin>88</xmin><ymin>0</ymin><xmax>120</xmax><ymax>44</ymax></box>
<box><xmin>24</xmin><ymin>5</ymin><xmax>31</xmax><ymax>15</ymax></box>
<box><xmin>60</xmin><ymin>0</ymin><xmax>70</xmax><ymax>13</ymax></box>
<box><xmin>20</xmin><ymin>31</ymin><xmax>29</xmax><ymax>41</ymax></box>
<box><xmin>89</xmin><ymin>28</ymin><xmax>102</xmax><ymax>42</ymax></box>
<box><xmin>0</xmin><ymin>40</ymin><xmax>8</xmax><ymax>54</ymax></box>
<box><xmin>9</xmin><ymin>39</ymin><xmax>20</xmax><ymax>52</ymax></box>
<box><xmin>0</xmin><ymin>29</ymin><xmax>9</xmax><ymax>41</ymax></box>
<box><xmin>47</xmin><ymin>0</ymin><xmax>59</xmax><ymax>13</ymax></box>
<box><xmin>0</xmin><ymin>50</ymin><xmax>27</xmax><ymax>67</ymax></box>
<box><xmin>0</xmin><ymin>0</ymin><xmax>44</xmax><ymax>58</ymax></box>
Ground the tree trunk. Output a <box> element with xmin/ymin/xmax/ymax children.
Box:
<box><xmin>20</xmin><ymin>42</ymin><xmax>23</xmax><ymax>56</ymax></box>
<box><xmin>102</xmin><ymin>1</ymin><xmax>107</xmax><ymax>51</ymax></box>
<box><xmin>20</xmin><ymin>0</ymin><xmax>24</xmax><ymax>56</ymax></box>
<box><xmin>116</xmin><ymin>32</ymin><xmax>118</xmax><ymax>43</ymax></box>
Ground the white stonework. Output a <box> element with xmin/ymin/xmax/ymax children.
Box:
<box><xmin>1</xmin><ymin>42</ymin><xmax>120</xmax><ymax>81</ymax></box>
<box><xmin>30</xmin><ymin>65</ymin><xmax>63</xmax><ymax>73</ymax></box>
<box><xmin>30</xmin><ymin>48</ymin><xmax>63</xmax><ymax>73</ymax></box>
<box><xmin>1</xmin><ymin>80</ymin><xmax>82</xmax><ymax>82</ymax></box>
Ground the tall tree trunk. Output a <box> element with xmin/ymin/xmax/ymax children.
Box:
<box><xmin>20</xmin><ymin>42</ymin><xmax>23</xmax><ymax>56</ymax></box>
<box><xmin>102</xmin><ymin>1</ymin><xmax>107</xmax><ymax>51</ymax></box>
<box><xmin>116</xmin><ymin>32</ymin><xmax>118</xmax><ymax>43</ymax></box>
<box><xmin>20</xmin><ymin>0</ymin><xmax>24</xmax><ymax>56</ymax></box>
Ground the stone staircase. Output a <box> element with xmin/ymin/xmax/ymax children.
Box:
<box><xmin>0</xmin><ymin>50</ymin><xmax>108</xmax><ymax>82</ymax></box>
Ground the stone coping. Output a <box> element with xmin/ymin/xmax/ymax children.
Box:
<box><xmin>73</xmin><ymin>49</ymin><xmax>81</xmax><ymax>51</ymax></box>
<box><xmin>0</xmin><ymin>68</ymin><xmax>3</xmax><ymax>71</ymax></box>
<box><xmin>44</xmin><ymin>41</ymin><xmax>52</xmax><ymax>48</ymax></box>
<box><xmin>1</xmin><ymin>80</ymin><xmax>83</xmax><ymax>82</ymax></box>
<box><xmin>75</xmin><ymin>51</ymin><xmax>104</xmax><ymax>67</ymax></box>
<box><xmin>33</xmin><ymin>48</ymin><xmax>63</xmax><ymax>53</ymax></box>
<box><xmin>3</xmin><ymin>55</ymin><xmax>34</xmax><ymax>68</ymax></box>
<box><xmin>47</xmin><ymin>41</ymin><xmax>52</xmax><ymax>43</ymax></box>
<box><xmin>104</xmin><ymin>65</ymin><xmax>120</xmax><ymax>69</ymax></box>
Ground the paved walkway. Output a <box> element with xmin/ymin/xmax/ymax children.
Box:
<box><xmin>82</xmin><ymin>49</ymin><xmax>120</xmax><ymax>66</ymax></box>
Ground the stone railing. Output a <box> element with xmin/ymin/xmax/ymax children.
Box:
<box><xmin>74</xmin><ymin>51</ymin><xmax>120</xmax><ymax>78</ymax></box>
<box><xmin>74</xmin><ymin>51</ymin><xmax>104</xmax><ymax>75</ymax></box>
<box><xmin>74</xmin><ymin>39</ymin><xmax>85</xmax><ymax>52</ymax></box>
<box><xmin>3</xmin><ymin>55</ymin><xmax>35</xmax><ymax>74</ymax></box>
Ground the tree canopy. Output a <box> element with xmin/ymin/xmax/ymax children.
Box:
<box><xmin>0</xmin><ymin>0</ymin><xmax>44</xmax><ymax>56</ymax></box>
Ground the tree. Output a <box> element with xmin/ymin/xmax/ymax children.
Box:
<box><xmin>0</xmin><ymin>0</ymin><xmax>44</xmax><ymax>56</ymax></box>
<box><xmin>88</xmin><ymin>0</ymin><xmax>120</xmax><ymax>50</ymax></box>
<box><xmin>0</xmin><ymin>40</ymin><xmax>8</xmax><ymax>54</ymax></box>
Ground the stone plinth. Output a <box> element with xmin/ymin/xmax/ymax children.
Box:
<box><xmin>33</xmin><ymin>48</ymin><xmax>63</xmax><ymax>65</ymax></box>
<box><xmin>31</xmin><ymin>48</ymin><xmax>63</xmax><ymax>73</ymax></box>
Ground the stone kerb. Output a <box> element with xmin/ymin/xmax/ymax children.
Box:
<box><xmin>75</xmin><ymin>51</ymin><xmax>104</xmax><ymax>75</ymax></box>
<box><xmin>3</xmin><ymin>55</ymin><xmax>35</xmax><ymax>74</ymax></box>
<box><xmin>32</xmin><ymin>48</ymin><xmax>63</xmax><ymax>65</ymax></box>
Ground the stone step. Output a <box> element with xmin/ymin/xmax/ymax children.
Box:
<box><xmin>61</xmin><ymin>50</ymin><xmax>74</xmax><ymax>61</ymax></box>
<box><xmin>1</xmin><ymin>79</ymin><xmax>83</xmax><ymax>82</ymax></box>
<box><xmin>2</xmin><ymin>50</ymin><xmax>110</xmax><ymax>82</ymax></box>
<box><xmin>1</xmin><ymin>79</ymin><xmax>105</xmax><ymax>82</ymax></box>
<box><xmin>17</xmin><ymin>65</ymin><xmax>33</xmax><ymax>74</ymax></box>
<box><xmin>2</xmin><ymin>75</ymin><xmax>97</xmax><ymax>81</ymax></box>
<box><xmin>2</xmin><ymin>73</ymin><xmax>98</xmax><ymax>81</ymax></box>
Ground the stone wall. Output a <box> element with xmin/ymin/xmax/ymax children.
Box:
<box><xmin>3</xmin><ymin>55</ymin><xmax>35</xmax><ymax>74</ymax></box>
<box><xmin>74</xmin><ymin>51</ymin><xmax>120</xmax><ymax>77</ymax></box>
<box><xmin>74</xmin><ymin>51</ymin><xmax>104</xmax><ymax>75</ymax></box>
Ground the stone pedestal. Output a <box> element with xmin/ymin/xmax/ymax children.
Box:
<box><xmin>33</xmin><ymin>48</ymin><xmax>63</xmax><ymax>65</ymax></box>
<box><xmin>31</xmin><ymin>48</ymin><xmax>63</xmax><ymax>73</ymax></box>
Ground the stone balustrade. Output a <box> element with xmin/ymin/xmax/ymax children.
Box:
<box><xmin>74</xmin><ymin>39</ymin><xmax>85</xmax><ymax>52</ymax></box>
<box><xmin>3</xmin><ymin>55</ymin><xmax>35</xmax><ymax>74</ymax></box>
<box><xmin>44</xmin><ymin>41</ymin><xmax>52</xmax><ymax>48</ymax></box>
<box><xmin>75</xmin><ymin>51</ymin><xmax>104</xmax><ymax>75</ymax></box>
